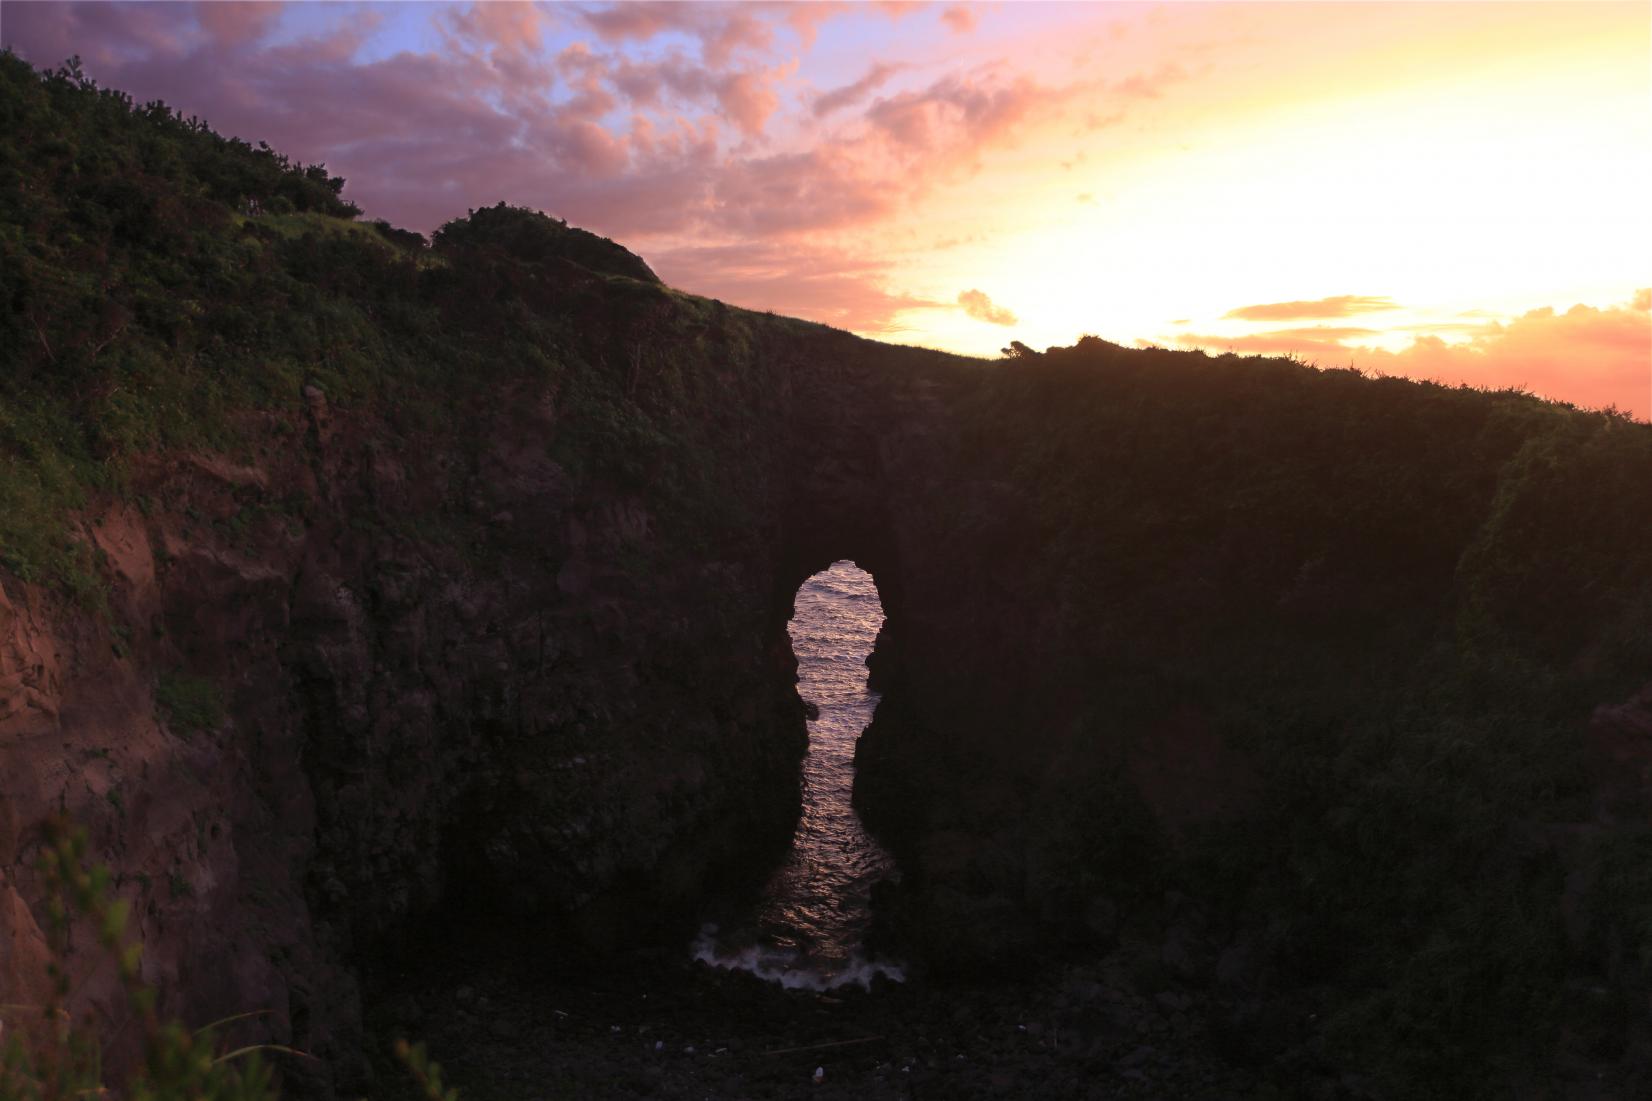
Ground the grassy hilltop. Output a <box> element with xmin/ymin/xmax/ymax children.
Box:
<box><xmin>0</xmin><ymin>50</ymin><xmax>811</xmax><ymax>605</ymax></box>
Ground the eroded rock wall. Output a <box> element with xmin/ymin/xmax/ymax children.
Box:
<box><xmin>0</xmin><ymin>316</ymin><xmax>894</xmax><ymax>1090</ymax></box>
<box><xmin>851</xmin><ymin>341</ymin><xmax>1652</xmax><ymax>1087</ymax></box>
<box><xmin>5</xmin><ymin>296</ymin><xmax>1651</xmax><ymax>1096</ymax></box>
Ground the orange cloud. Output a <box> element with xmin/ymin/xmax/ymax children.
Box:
<box><xmin>1358</xmin><ymin>295</ymin><xmax>1652</xmax><ymax>420</ymax></box>
<box><xmin>1224</xmin><ymin>295</ymin><xmax>1402</xmax><ymax>321</ymax></box>
<box><xmin>958</xmin><ymin>288</ymin><xmax>1017</xmax><ymax>326</ymax></box>
<box><xmin>654</xmin><ymin>241</ymin><xmax>941</xmax><ymax>333</ymax></box>
<box><xmin>1179</xmin><ymin>293</ymin><xmax>1652</xmax><ymax>421</ymax></box>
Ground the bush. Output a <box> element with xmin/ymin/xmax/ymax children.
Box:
<box><xmin>155</xmin><ymin>672</ymin><xmax>224</xmax><ymax>736</ymax></box>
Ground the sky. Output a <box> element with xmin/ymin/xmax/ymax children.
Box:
<box><xmin>3</xmin><ymin>1</ymin><xmax>1648</xmax><ymax>418</ymax></box>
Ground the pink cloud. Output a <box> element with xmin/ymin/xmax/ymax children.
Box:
<box><xmin>778</xmin><ymin>2</ymin><xmax>852</xmax><ymax>49</ymax></box>
<box><xmin>0</xmin><ymin>2</ymin><xmax>1136</xmax><ymax>245</ymax></box>
<box><xmin>597</xmin><ymin>52</ymin><xmax>787</xmax><ymax>137</ymax></box>
<box><xmin>194</xmin><ymin>0</ymin><xmax>282</xmax><ymax>49</ymax></box>
<box><xmin>2</xmin><ymin>1</ymin><xmax>183</xmax><ymax>72</ymax></box>
<box><xmin>865</xmin><ymin>70</ymin><xmax>1051</xmax><ymax>162</ymax></box>
<box><xmin>714</xmin><ymin>68</ymin><xmax>782</xmax><ymax>137</ymax></box>
<box><xmin>0</xmin><ymin>0</ymin><xmax>1179</xmax><ymax>333</ymax></box>
<box><xmin>553</xmin><ymin>43</ymin><xmax>619</xmax><ymax>119</ymax></box>
<box><xmin>814</xmin><ymin>61</ymin><xmax>904</xmax><ymax>117</ymax></box>
<box><xmin>710</xmin><ymin>147</ymin><xmax>896</xmax><ymax>235</ymax></box>
<box><xmin>580</xmin><ymin>1</ymin><xmax>705</xmax><ymax>43</ymax></box>
<box><xmin>579</xmin><ymin>1</ymin><xmax>773</xmax><ymax>68</ymax></box>
<box><xmin>940</xmin><ymin>6</ymin><xmax>978</xmax><ymax>34</ymax></box>
<box><xmin>538</xmin><ymin>116</ymin><xmax>631</xmax><ymax>178</ymax></box>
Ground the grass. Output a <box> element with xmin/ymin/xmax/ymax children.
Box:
<box><xmin>1</xmin><ymin>50</ymin><xmax>792</xmax><ymax>605</ymax></box>
<box><xmin>155</xmin><ymin>672</ymin><xmax>225</xmax><ymax>736</ymax></box>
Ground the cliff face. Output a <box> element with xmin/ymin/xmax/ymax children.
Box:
<box><xmin>852</xmin><ymin>342</ymin><xmax>1652</xmax><ymax>1088</ymax></box>
<box><xmin>0</xmin><ymin>365</ymin><xmax>804</xmax><ymax>1089</ymax></box>
<box><xmin>0</xmin><ymin>245</ymin><xmax>976</xmax><ymax>1091</ymax></box>
<box><xmin>5</xmin><ymin>55</ymin><xmax>1652</xmax><ymax>1098</ymax></box>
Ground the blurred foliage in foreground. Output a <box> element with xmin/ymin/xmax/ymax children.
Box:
<box><xmin>0</xmin><ymin>820</ymin><xmax>284</xmax><ymax>1100</ymax></box>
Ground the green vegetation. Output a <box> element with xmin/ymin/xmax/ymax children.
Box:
<box><xmin>429</xmin><ymin>201</ymin><xmax>660</xmax><ymax>284</ymax></box>
<box><xmin>0</xmin><ymin>51</ymin><xmax>777</xmax><ymax>601</ymax></box>
<box><xmin>3</xmin><ymin>45</ymin><xmax>1647</xmax><ymax>1100</ymax></box>
<box><xmin>154</xmin><ymin>671</ymin><xmax>225</xmax><ymax>736</ymax></box>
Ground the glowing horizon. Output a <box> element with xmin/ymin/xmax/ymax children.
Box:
<box><xmin>5</xmin><ymin>1</ymin><xmax>1647</xmax><ymax>417</ymax></box>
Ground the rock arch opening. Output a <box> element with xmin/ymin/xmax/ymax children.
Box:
<box><xmin>693</xmin><ymin>560</ymin><xmax>905</xmax><ymax>989</ymax></box>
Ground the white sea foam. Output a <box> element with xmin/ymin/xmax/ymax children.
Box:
<box><xmin>691</xmin><ymin>926</ymin><xmax>905</xmax><ymax>991</ymax></box>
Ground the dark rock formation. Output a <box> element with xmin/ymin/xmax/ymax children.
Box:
<box><xmin>3</xmin><ymin>53</ymin><xmax>1650</xmax><ymax>1093</ymax></box>
<box><xmin>2</xmin><ymin>368</ymin><xmax>813</xmax><ymax>1089</ymax></box>
<box><xmin>6</xmin><ymin>301</ymin><xmax>1652</xmax><ymax>1098</ymax></box>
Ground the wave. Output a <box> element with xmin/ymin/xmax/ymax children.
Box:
<box><xmin>691</xmin><ymin>926</ymin><xmax>905</xmax><ymax>991</ymax></box>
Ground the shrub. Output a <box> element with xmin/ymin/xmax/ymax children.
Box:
<box><xmin>155</xmin><ymin>672</ymin><xmax>224</xmax><ymax>736</ymax></box>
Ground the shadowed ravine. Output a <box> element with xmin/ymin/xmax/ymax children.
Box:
<box><xmin>693</xmin><ymin>562</ymin><xmax>904</xmax><ymax>989</ymax></box>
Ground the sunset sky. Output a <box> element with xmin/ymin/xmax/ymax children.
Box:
<box><xmin>4</xmin><ymin>1</ymin><xmax>1648</xmax><ymax>418</ymax></box>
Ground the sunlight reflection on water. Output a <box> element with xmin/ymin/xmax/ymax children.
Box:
<box><xmin>692</xmin><ymin>561</ymin><xmax>904</xmax><ymax>989</ymax></box>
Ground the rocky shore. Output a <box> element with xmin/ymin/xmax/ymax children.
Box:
<box><xmin>366</xmin><ymin>943</ymin><xmax>1269</xmax><ymax>1101</ymax></box>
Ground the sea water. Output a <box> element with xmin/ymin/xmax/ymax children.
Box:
<box><xmin>692</xmin><ymin>561</ymin><xmax>904</xmax><ymax>989</ymax></box>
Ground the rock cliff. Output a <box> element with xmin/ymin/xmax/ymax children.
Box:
<box><xmin>4</xmin><ymin>55</ymin><xmax>1652</xmax><ymax>1097</ymax></box>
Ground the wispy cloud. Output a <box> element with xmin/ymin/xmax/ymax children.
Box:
<box><xmin>1111</xmin><ymin>61</ymin><xmax>1187</xmax><ymax>100</ymax></box>
<box><xmin>1224</xmin><ymin>295</ymin><xmax>1402</xmax><ymax>321</ymax></box>
<box><xmin>958</xmin><ymin>288</ymin><xmax>1017</xmax><ymax>326</ymax></box>
<box><xmin>814</xmin><ymin>61</ymin><xmax>903</xmax><ymax>117</ymax></box>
